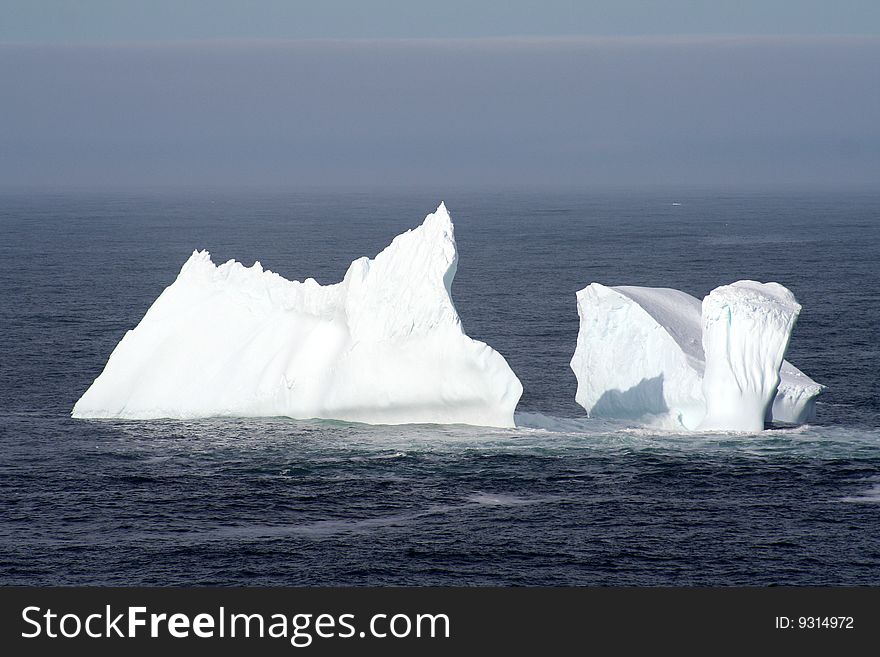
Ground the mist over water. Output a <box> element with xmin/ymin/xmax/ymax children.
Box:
<box><xmin>2</xmin><ymin>39</ymin><xmax>878</xmax><ymax>189</ymax></box>
<box><xmin>1</xmin><ymin>189</ymin><xmax>878</xmax><ymax>584</ymax></box>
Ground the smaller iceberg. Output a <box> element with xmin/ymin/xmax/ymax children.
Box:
<box><xmin>570</xmin><ymin>281</ymin><xmax>823</xmax><ymax>431</ymax></box>
<box><xmin>73</xmin><ymin>203</ymin><xmax>523</xmax><ymax>427</ymax></box>
<box><xmin>699</xmin><ymin>281</ymin><xmax>801</xmax><ymax>431</ymax></box>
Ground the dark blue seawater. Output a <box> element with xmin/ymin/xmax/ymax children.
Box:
<box><xmin>1</xmin><ymin>188</ymin><xmax>879</xmax><ymax>585</ymax></box>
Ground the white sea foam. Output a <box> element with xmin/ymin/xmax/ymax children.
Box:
<box><xmin>841</xmin><ymin>481</ymin><xmax>880</xmax><ymax>504</ymax></box>
<box><xmin>466</xmin><ymin>492</ymin><xmax>542</xmax><ymax>506</ymax></box>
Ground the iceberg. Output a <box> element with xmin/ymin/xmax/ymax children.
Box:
<box><xmin>570</xmin><ymin>281</ymin><xmax>823</xmax><ymax>431</ymax></box>
<box><xmin>73</xmin><ymin>203</ymin><xmax>523</xmax><ymax>427</ymax></box>
<box><xmin>699</xmin><ymin>281</ymin><xmax>801</xmax><ymax>431</ymax></box>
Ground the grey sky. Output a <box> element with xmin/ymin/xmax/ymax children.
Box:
<box><xmin>1</xmin><ymin>4</ymin><xmax>878</xmax><ymax>189</ymax></box>
<box><xmin>3</xmin><ymin>1</ymin><xmax>880</xmax><ymax>41</ymax></box>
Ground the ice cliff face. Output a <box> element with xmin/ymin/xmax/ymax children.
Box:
<box><xmin>72</xmin><ymin>203</ymin><xmax>523</xmax><ymax>427</ymax></box>
<box><xmin>571</xmin><ymin>284</ymin><xmax>706</xmax><ymax>429</ymax></box>
<box><xmin>570</xmin><ymin>281</ymin><xmax>823</xmax><ymax>431</ymax></box>
<box><xmin>699</xmin><ymin>281</ymin><xmax>802</xmax><ymax>431</ymax></box>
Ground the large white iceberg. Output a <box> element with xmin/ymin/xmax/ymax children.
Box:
<box><xmin>570</xmin><ymin>281</ymin><xmax>823</xmax><ymax>431</ymax></box>
<box><xmin>73</xmin><ymin>203</ymin><xmax>523</xmax><ymax>427</ymax></box>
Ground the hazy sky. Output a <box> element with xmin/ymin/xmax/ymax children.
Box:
<box><xmin>3</xmin><ymin>1</ymin><xmax>880</xmax><ymax>41</ymax></box>
<box><xmin>1</xmin><ymin>3</ymin><xmax>878</xmax><ymax>189</ymax></box>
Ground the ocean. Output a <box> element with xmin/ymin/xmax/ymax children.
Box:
<box><xmin>1</xmin><ymin>188</ymin><xmax>878</xmax><ymax>585</ymax></box>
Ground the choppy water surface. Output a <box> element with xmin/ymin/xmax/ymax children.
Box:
<box><xmin>1</xmin><ymin>189</ymin><xmax>878</xmax><ymax>584</ymax></box>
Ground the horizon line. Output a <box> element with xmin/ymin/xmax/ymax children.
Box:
<box><xmin>2</xmin><ymin>33</ymin><xmax>880</xmax><ymax>49</ymax></box>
